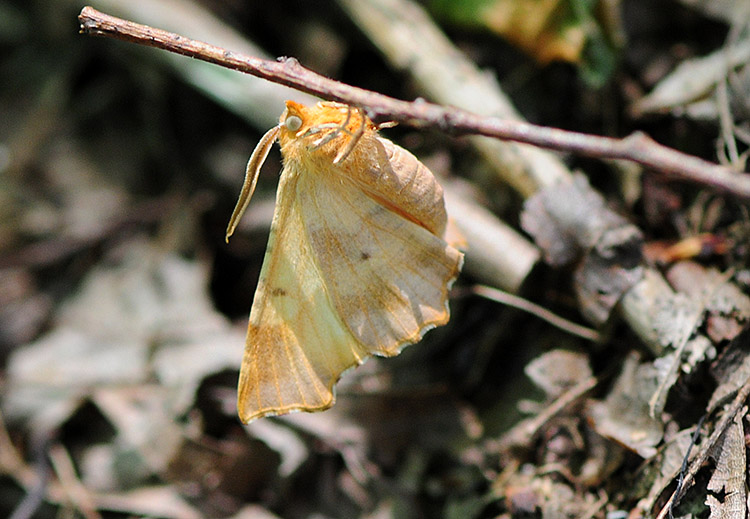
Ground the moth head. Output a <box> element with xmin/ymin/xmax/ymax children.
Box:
<box><xmin>285</xmin><ymin>114</ymin><xmax>303</xmax><ymax>132</ymax></box>
<box><xmin>279</xmin><ymin>101</ymin><xmax>312</xmax><ymax>140</ymax></box>
<box><xmin>279</xmin><ymin>101</ymin><xmax>375</xmax><ymax>164</ymax></box>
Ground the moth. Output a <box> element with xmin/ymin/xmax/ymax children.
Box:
<box><xmin>226</xmin><ymin>100</ymin><xmax>463</xmax><ymax>423</ymax></box>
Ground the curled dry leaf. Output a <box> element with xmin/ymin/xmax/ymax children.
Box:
<box><xmin>667</xmin><ymin>262</ymin><xmax>750</xmax><ymax>344</ymax></box>
<box><xmin>521</xmin><ymin>174</ymin><xmax>644</xmax><ymax>324</ymax></box>
<box><xmin>524</xmin><ymin>349</ymin><xmax>592</xmax><ymax>399</ymax></box>
<box><xmin>587</xmin><ymin>352</ymin><xmax>663</xmax><ymax>458</ymax></box>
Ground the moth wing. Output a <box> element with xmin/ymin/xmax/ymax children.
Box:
<box><xmin>237</xmin><ymin>167</ymin><xmax>367</xmax><ymax>423</ymax></box>
<box><xmin>299</xmin><ymin>168</ymin><xmax>463</xmax><ymax>355</ymax></box>
<box><xmin>238</xmin><ymin>147</ymin><xmax>463</xmax><ymax>423</ymax></box>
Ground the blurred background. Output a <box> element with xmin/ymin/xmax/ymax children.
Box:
<box><xmin>1</xmin><ymin>0</ymin><xmax>748</xmax><ymax>518</ymax></box>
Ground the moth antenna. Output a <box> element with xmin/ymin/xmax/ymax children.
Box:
<box><xmin>226</xmin><ymin>125</ymin><xmax>281</xmax><ymax>243</ymax></box>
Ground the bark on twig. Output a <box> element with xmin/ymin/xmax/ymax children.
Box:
<box><xmin>78</xmin><ymin>6</ymin><xmax>750</xmax><ymax>200</ymax></box>
<box><xmin>78</xmin><ymin>0</ymin><xmax>315</xmax><ymax>130</ymax></box>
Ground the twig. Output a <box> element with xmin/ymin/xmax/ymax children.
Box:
<box><xmin>669</xmin><ymin>414</ymin><xmax>706</xmax><ymax>519</ymax></box>
<box><xmin>498</xmin><ymin>374</ymin><xmax>598</xmax><ymax>449</ymax></box>
<box><xmin>81</xmin><ymin>0</ymin><xmax>316</xmax><ymax>130</ymax></box>
<box><xmin>472</xmin><ymin>285</ymin><xmax>601</xmax><ymax>342</ymax></box>
<box><xmin>8</xmin><ymin>428</ymin><xmax>53</xmax><ymax>519</ymax></box>
<box><xmin>78</xmin><ymin>6</ymin><xmax>750</xmax><ymax>200</ymax></box>
<box><xmin>48</xmin><ymin>444</ymin><xmax>102</xmax><ymax>519</ymax></box>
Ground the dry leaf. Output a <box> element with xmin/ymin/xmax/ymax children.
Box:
<box><xmin>632</xmin><ymin>39</ymin><xmax>750</xmax><ymax>119</ymax></box>
<box><xmin>226</xmin><ymin>101</ymin><xmax>463</xmax><ymax>422</ymax></box>
<box><xmin>430</xmin><ymin>0</ymin><xmax>588</xmax><ymax>64</ymax></box>
<box><xmin>521</xmin><ymin>174</ymin><xmax>643</xmax><ymax>324</ymax></box>
<box><xmin>708</xmin><ymin>325</ymin><xmax>750</xmax><ymax>411</ymax></box>
<box><xmin>587</xmin><ymin>352</ymin><xmax>663</xmax><ymax>458</ymax></box>
<box><xmin>705</xmin><ymin>409</ymin><xmax>747</xmax><ymax>518</ymax></box>
<box><xmin>3</xmin><ymin>239</ymin><xmax>243</xmax><ymax>426</ymax></box>
<box><xmin>646</xmin><ymin>268</ymin><xmax>735</xmax><ymax>417</ymax></box>
<box><xmin>632</xmin><ymin>428</ymin><xmax>699</xmax><ymax>515</ymax></box>
<box><xmin>667</xmin><ymin>262</ymin><xmax>750</xmax><ymax>344</ymax></box>
<box><xmin>524</xmin><ymin>349</ymin><xmax>592</xmax><ymax>399</ymax></box>
<box><xmin>481</xmin><ymin>0</ymin><xmax>586</xmax><ymax>63</ymax></box>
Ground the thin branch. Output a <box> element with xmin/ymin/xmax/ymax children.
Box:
<box><xmin>471</xmin><ymin>285</ymin><xmax>601</xmax><ymax>342</ymax></box>
<box><xmin>497</xmin><ymin>374</ymin><xmax>598</xmax><ymax>449</ymax></box>
<box><xmin>78</xmin><ymin>6</ymin><xmax>750</xmax><ymax>200</ymax></box>
<box><xmin>48</xmin><ymin>444</ymin><xmax>101</xmax><ymax>519</ymax></box>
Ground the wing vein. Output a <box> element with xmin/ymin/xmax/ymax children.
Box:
<box><xmin>335</xmin><ymin>181</ymin><xmax>452</xmax><ymax>290</ymax></box>
<box><xmin>306</xmin><ymin>176</ymin><xmax>381</xmax><ymax>344</ymax></box>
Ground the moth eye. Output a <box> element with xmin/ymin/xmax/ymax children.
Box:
<box><xmin>285</xmin><ymin>115</ymin><xmax>303</xmax><ymax>132</ymax></box>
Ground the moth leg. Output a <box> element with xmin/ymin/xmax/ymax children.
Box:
<box><xmin>302</xmin><ymin>105</ymin><xmax>367</xmax><ymax>163</ymax></box>
<box><xmin>333</xmin><ymin>107</ymin><xmax>367</xmax><ymax>164</ymax></box>
<box><xmin>303</xmin><ymin>123</ymin><xmax>339</xmax><ymax>138</ymax></box>
<box><xmin>310</xmin><ymin>105</ymin><xmax>354</xmax><ymax>149</ymax></box>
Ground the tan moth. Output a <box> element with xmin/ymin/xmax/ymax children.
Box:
<box><xmin>226</xmin><ymin>100</ymin><xmax>463</xmax><ymax>423</ymax></box>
